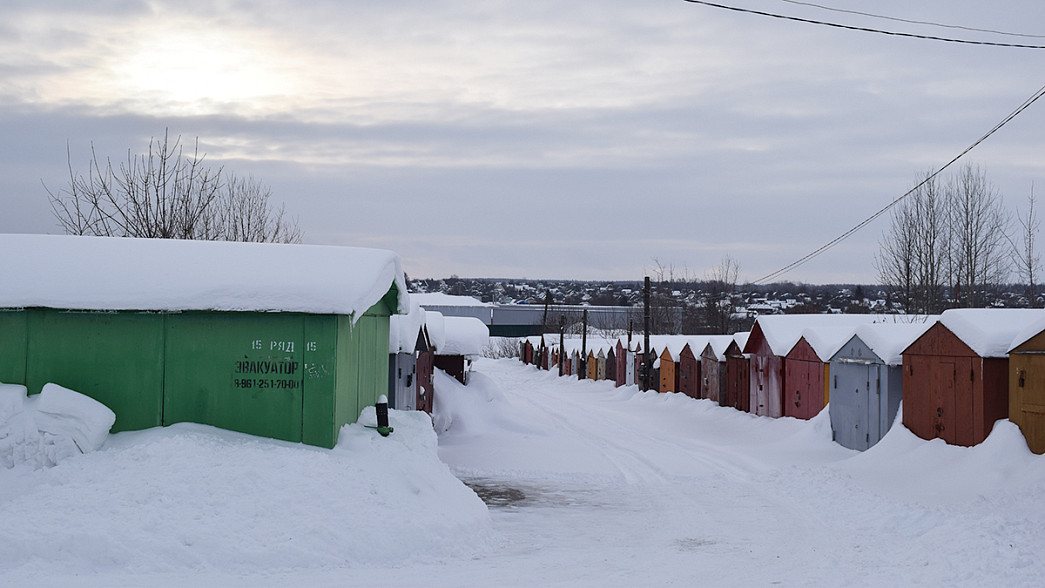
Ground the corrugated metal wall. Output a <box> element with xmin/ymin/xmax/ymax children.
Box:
<box><xmin>0</xmin><ymin>310</ymin><xmax>27</xmax><ymax>384</ymax></box>
<box><xmin>28</xmin><ymin>310</ymin><xmax>164</xmax><ymax>432</ymax></box>
<box><xmin>0</xmin><ymin>304</ymin><xmax>392</xmax><ymax>448</ymax></box>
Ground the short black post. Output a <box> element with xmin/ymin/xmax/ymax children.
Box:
<box><xmin>375</xmin><ymin>394</ymin><xmax>392</xmax><ymax>436</ymax></box>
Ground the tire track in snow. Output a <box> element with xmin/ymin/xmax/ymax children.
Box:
<box><xmin>481</xmin><ymin>360</ymin><xmax>773</xmax><ymax>487</ymax></box>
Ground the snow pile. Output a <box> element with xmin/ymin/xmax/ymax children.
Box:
<box><xmin>0</xmin><ymin>383</ymin><xmax>116</xmax><ymax>469</ymax></box>
<box><xmin>432</xmin><ymin>369</ymin><xmax>532</xmax><ymax>436</ymax></box>
<box><xmin>0</xmin><ymin>382</ymin><xmax>26</xmax><ymax>423</ymax></box>
<box><xmin>0</xmin><ymin>409</ymin><xmax>492</xmax><ymax>580</ymax></box>
<box><xmin>840</xmin><ymin>405</ymin><xmax>1045</xmax><ymax>503</ymax></box>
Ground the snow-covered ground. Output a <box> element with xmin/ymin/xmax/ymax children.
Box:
<box><xmin>3</xmin><ymin>358</ymin><xmax>1045</xmax><ymax>586</ymax></box>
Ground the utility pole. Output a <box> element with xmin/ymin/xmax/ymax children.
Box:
<box><xmin>643</xmin><ymin>276</ymin><xmax>651</xmax><ymax>391</ymax></box>
<box><xmin>579</xmin><ymin>308</ymin><xmax>588</xmax><ymax>380</ymax></box>
<box><xmin>542</xmin><ymin>289</ymin><xmax>551</xmax><ymax>333</ymax></box>
<box><xmin>558</xmin><ymin>314</ymin><xmax>566</xmax><ymax>377</ymax></box>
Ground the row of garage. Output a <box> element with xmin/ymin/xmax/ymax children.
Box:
<box><xmin>521</xmin><ymin>309</ymin><xmax>1045</xmax><ymax>453</ymax></box>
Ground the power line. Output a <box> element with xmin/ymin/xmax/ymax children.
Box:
<box><xmin>776</xmin><ymin>0</ymin><xmax>1045</xmax><ymax>40</ymax></box>
<box><xmin>681</xmin><ymin>0</ymin><xmax>1045</xmax><ymax>49</ymax></box>
<box><xmin>753</xmin><ymin>80</ymin><xmax>1045</xmax><ymax>284</ymax></box>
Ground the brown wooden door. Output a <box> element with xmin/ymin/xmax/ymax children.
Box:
<box><xmin>789</xmin><ymin>359</ymin><xmax>823</xmax><ymax>420</ymax></box>
<box><xmin>416</xmin><ymin>351</ymin><xmax>434</xmax><ymax>414</ymax></box>
<box><xmin>930</xmin><ymin>359</ymin><xmax>956</xmax><ymax>442</ymax></box>
<box><xmin>954</xmin><ymin>357</ymin><xmax>976</xmax><ymax>446</ymax></box>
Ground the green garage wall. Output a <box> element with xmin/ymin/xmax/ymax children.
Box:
<box><xmin>335</xmin><ymin>313</ymin><xmax>390</xmax><ymax>439</ymax></box>
<box><xmin>163</xmin><ymin>311</ymin><xmax>307</xmax><ymax>443</ymax></box>
<box><xmin>0</xmin><ymin>310</ymin><xmax>27</xmax><ymax>384</ymax></box>
<box><xmin>26</xmin><ymin>310</ymin><xmax>164</xmax><ymax>432</ymax></box>
<box><xmin>0</xmin><ymin>298</ymin><xmax>395</xmax><ymax>448</ymax></box>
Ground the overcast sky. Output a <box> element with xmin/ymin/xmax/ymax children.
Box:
<box><xmin>3</xmin><ymin>0</ymin><xmax>1045</xmax><ymax>284</ymax></box>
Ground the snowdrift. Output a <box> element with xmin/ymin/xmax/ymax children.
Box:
<box><xmin>0</xmin><ymin>407</ymin><xmax>492</xmax><ymax>579</ymax></box>
<box><xmin>0</xmin><ymin>382</ymin><xmax>116</xmax><ymax>469</ymax></box>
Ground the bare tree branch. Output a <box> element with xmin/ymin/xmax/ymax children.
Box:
<box><xmin>45</xmin><ymin>130</ymin><xmax>301</xmax><ymax>244</ymax></box>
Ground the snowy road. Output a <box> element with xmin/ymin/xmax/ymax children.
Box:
<box><xmin>426</xmin><ymin>359</ymin><xmax>1045</xmax><ymax>587</ymax></box>
<box><xmin>4</xmin><ymin>357</ymin><xmax>1044</xmax><ymax>587</ymax></box>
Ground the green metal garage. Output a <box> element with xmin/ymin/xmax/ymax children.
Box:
<box><xmin>0</xmin><ymin>234</ymin><xmax>407</xmax><ymax>448</ymax></box>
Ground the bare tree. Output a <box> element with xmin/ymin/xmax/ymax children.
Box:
<box><xmin>912</xmin><ymin>171</ymin><xmax>948</xmax><ymax>313</ymax></box>
<box><xmin>948</xmin><ymin>164</ymin><xmax>1010</xmax><ymax>307</ymax></box>
<box><xmin>876</xmin><ymin>174</ymin><xmax>923</xmax><ymax>313</ymax></box>
<box><xmin>644</xmin><ymin>259</ymin><xmax>685</xmax><ymax>335</ymax></box>
<box><xmin>202</xmin><ymin>174</ymin><xmax>301</xmax><ymax>243</ymax></box>
<box><xmin>878</xmin><ymin>165</ymin><xmax>1010</xmax><ymax>312</ymax></box>
<box><xmin>46</xmin><ymin>130</ymin><xmax>301</xmax><ymax>243</ymax></box>
<box><xmin>703</xmin><ymin>254</ymin><xmax>741</xmax><ymax>334</ymax></box>
<box><xmin>1010</xmin><ymin>185</ymin><xmax>1041</xmax><ymax>306</ymax></box>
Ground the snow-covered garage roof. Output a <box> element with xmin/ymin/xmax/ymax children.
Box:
<box><xmin>440</xmin><ymin>316</ymin><xmax>489</xmax><ymax>357</ymax></box>
<box><xmin>938</xmin><ymin>308</ymin><xmax>1045</xmax><ymax>358</ymax></box>
<box><xmin>840</xmin><ymin>320</ymin><xmax>938</xmax><ymax>366</ymax></box>
<box><xmin>744</xmin><ymin>314</ymin><xmax>883</xmax><ymax>355</ymax></box>
<box><xmin>0</xmin><ymin>234</ymin><xmax>409</xmax><ymax>318</ymax></box>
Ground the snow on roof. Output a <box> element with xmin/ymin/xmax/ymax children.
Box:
<box><xmin>842</xmin><ymin>320</ymin><xmax>938</xmax><ymax>365</ymax></box>
<box><xmin>796</xmin><ymin>326</ymin><xmax>862</xmax><ymax>361</ymax></box>
<box><xmin>410</xmin><ymin>292</ymin><xmax>491</xmax><ymax>307</ymax></box>
<box><xmin>1008</xmin><ymin>312</ymin><xmax>1045</xmax><ymax>352</ymax></box>
<box><xmin>618</xmin><ymin>335</ymin><xmax>642</xmax><ymax>353</ymax></box>
<box><xmin>554</xmin><ymin>336</ymin><xmax>619</xmax><ymax>356</ymax></box>
<box><xmin>702</xmin><ymin>335</ymin><xmax>737</xmax><ymax>361</ymax></box>
<box><xmin>938</xmin><ymin>308</ymin><xmax>1045</xmax><ymax>358</ymax></box>
<box><xmin>424</xmin><ymin>311</ymin><xmax>445</xmax><ymax>351</ymax></box>
<box><xmin>745</xmin><ymin>314</ymin><xmax>883</xmax><ymax>355</ymax></box>
<box><xmin>525</xmin><ymin>334</ymin><xmax>564</xmax><ymax>349</ymax></box>
<box><xmin>389</xmin><ymin>300</ymin><xmax>426</xmax><ymax>353</ymax></box>
<box><xmin>733</xmin><ymin>331</ymin><xmax>750</xmax><ymax>351</ymax></box>
<box><xmin>0</xmin><ymin>234</ymin><xmax>408</xmax><ymax>318</ymax></box>
<box><xmin>440</xmin><ymin>316</ymin><xmax>490</xmax><ymax>358</ymax></box>
<box><xmin>678</xmin><ymin>336</ymin><xmax>713</xmax><ymax>359</ymax></box>
<box><xmin>629</xmin><ymin>335</ymin><xmax>705</xmax><ymax>359</ymax></box>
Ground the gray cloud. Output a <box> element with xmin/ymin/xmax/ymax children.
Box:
<box><xmin>2</xmin><ymin>1</ymin><xmax>1045</xmax><ymax>283</ymax></box>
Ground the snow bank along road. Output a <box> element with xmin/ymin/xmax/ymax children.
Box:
<box><xmin>429</xmin><ymin>358</ymin><xmax>1045</xmax><ymax>587</ymax></box>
